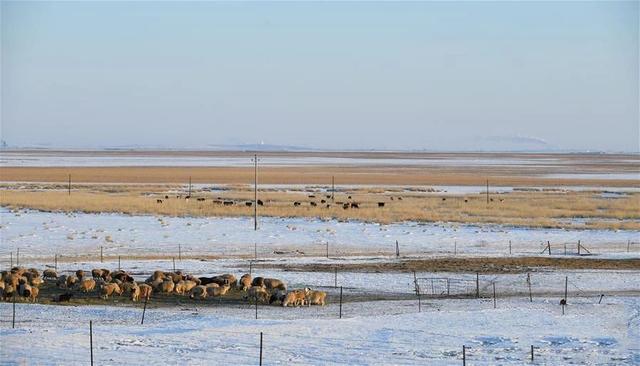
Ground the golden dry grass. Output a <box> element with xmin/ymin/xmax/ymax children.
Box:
<box><xmin>1</xmin><ymin>187</ymin><xmax>638</xmax><ymax>230</ymax></box>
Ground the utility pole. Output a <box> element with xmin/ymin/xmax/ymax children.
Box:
<box><xmin>253</xmin><ymin>154</ymin><xmax>259</xmax><ymax>230</ymax></box>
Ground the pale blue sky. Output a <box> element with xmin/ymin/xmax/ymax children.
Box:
<box><xmin>1</xmin><ymin>1</ymin><xmax>638</xmax><ymax>151</ymax></box>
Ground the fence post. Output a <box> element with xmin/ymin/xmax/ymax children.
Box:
<box><xmin>255</xmin><ymin>294</ymin><xmax>258</xmax><ymax>320</ymax></box>
<box><xmin>12</xmin><ymin>292</ymin><xmax>16</xmax><ymax>328</ymax></box>
<box><xmin>100</xmin><ymin>246</ymin><xmax>103</xmax><ymax>263</ymax></box>
<box><xmin>16</xmin><ymin>248</ymin><xmax>19</xmax><ymax>266</ymax></box>
<box><xmin>259</xmin><ymin>332</ymin><xmax>263</xmax><ymax>366</ymax></box>
<box><xmin>89</xmin><ymin>320</ymin><xmax>94</xmax><ymax>366</ymax></box>
<box><xmin>447</xmin><ymin>278</ymin><xmax>450</xmax><ymax>296</ymax></box>
<box><xmin>334</xmin><ymin>267</ymin><xmax>338</xmax><ymax>288</ymax></box>
<box><xmin>577</xmin><ymin>240</ymin><xmax>581</xmax><ymax>255</ymax></box>
<box><xmin>249</xmin><ymin>261</ymin><xmax>253</xmax><ymax>276</ymax></box>
<box><xmin>547</xmin><ymin>241</ymin><xmax>551</xmax><ymax>255</ymax></box>
<box><xmin>492</xmin><ymin>282</ymin><xmax>496</xmax><ymax>309</ymax></box>
<box><xmin>454</xmin><ymin>241</ymin><xmax>457</xmax><ymax>256</ymax></box>
<box><xmin>10</xmin><ymin>251</ymin><xmax>13</xmax><ymax>268</ymax></box>
<box><xmin>413</xmin><ymin>271</ymin><xmax>419</xmax><ymax>295</ymax></box>
<box><xmin>599</xmin><ymin>294</ymin><xmax>604</xmax><ymax>304</ymax></box>
<box><xmin>527</xmin><ymin>273</ymin><xmax>532</xmax><ymax>302</ymax></box>
<box><xmin>530</xmin><ymin>345</ymin><xmax>534</xmax><ymax>361</ymax></box>
<box><xmin>564</xmin><ymin>243</ymin><xmax>567</xmax><ymax>255</ymax></box>
<box><xmin>476</xmin><ymin>273</ymin><xmax>480</xmax><ymax>298</ymax></box>
<box><xmin>326</xmin><ymin>242</ymin><xmax>329</xmax><ymax>258</ymax></box>
<box><xmin>54</xmin><ymin>254</ymin><xmax>58</xmax><ymax>271</ymax></box>
<box><xmin>339</xmin><ymin>286</ymin><xmax>343</xmax><ymax>319</ymax></box>
<box><xmin>564</xmin><ymin>276</ymin><xmax>568</xmax><ymax>304</ymax></box>
<box><xmin>254</xmin><ymin>242</ymin><xmax>257</xmax><ymax>260</ymax></box>
<box><xmin>395</xmin><ymin>240</ymin><xmax>400</xmax><ymax>257</ymax></box>
<box><xmin>509</xmin><ymin>240</ymin><xmax>512</xmax><ymax>255</ymax></box>
<box><xmin>417</xmin><ymin>288</ymin><xmax>421</xmax><ymax>313</ymax></box>
<box><xmin>462</xmin><ymin>345</ymin><xmax>466</xmax><ymax>365</ymax></box>
<box><xmin>141</xmin><ymin>296</ymin><xmax>149</xmax><ymax>325</ymax></box>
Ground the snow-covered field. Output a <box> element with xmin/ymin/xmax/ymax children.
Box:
<box><xmin>1</xmin><ymin>208</ymin><xmax>638</xmax><ymax>262</ymax></box>
<box><xmin>1</xmin><ymin>295</ymin><xmax>638</xmax><ymax>365</ymax></box>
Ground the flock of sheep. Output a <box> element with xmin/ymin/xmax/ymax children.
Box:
<box><xmin>0</xmin><ymin>266</ymin><xmax>327</xmax><ymax>307</ymax></box>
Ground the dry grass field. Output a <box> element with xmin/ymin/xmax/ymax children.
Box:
<box><xmin>1</xmin><ymin>185</ymin><xmax>638</xmax><ymax>230</ymax></box>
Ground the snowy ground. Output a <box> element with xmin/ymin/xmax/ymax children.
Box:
<box><xmin>1</xmin><ymin>294</ymin><xmax>638</xmax><ymax>365</ymax></box>
<box><xmin>1</xmin><ymin>208</ymin><xmax>638</xmax><ymax>263</ymax></box>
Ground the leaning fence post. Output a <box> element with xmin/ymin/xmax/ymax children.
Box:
<box><xmin>339</xmin><ymin>286</ymin><xmax>343</xmax><ymax>319</ymax></box>
<box><xmin>89</xmin><ymin>320</ymin><xmax>94</xmax><ymax>366</ymax></box>
<box><xmin>141</xmin><ymin>296</ymin><xmax>149</xmax><ymax>325</ymax></box>
<box><xmin>547</xmin><ymin>241</ymin><xmax>551</xmax><ymax>255</ymax></box>
<box><xmin>259</xmin><ymin>332</ymin><xmax>263</xmax><ymax>366</ymax></box>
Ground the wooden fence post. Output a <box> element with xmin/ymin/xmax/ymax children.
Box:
<box><xmin>255</xmin><ymin>294</ymin><xmax>258</xmax><ymax>320</ymax></box>
<box><xmin>249</xmin><ymin>261</ymin><xmax>253</xmax><ymax>276</ymax></box>
<box><xmin>259</xmin><ymin>332</ymin><xmax>263</xmax><ymax>366</ymax></box>
<box><xmin>54</xmin><ymin>254</ymin><xmax>58</xmax><ymax>271</ymax></box>
<box><xmin>16</xmin><ymin>248</ymin><xmax>19</xmax><ymax>266</ymax></box>
<box><xmin>476</xmin><ymin>273</ymin><xmax>480</xmax><ymax>298</ymax></box>
<box><xmin>413</xmin><ymin>271</ymin><xmax>419</xmax><ymax>295</ymax></box>
<box><xmin>12</xmin><ymin>292</ymin><xmax>16</xmax><ymax>328</ymax></box>
<box><xmin>527</xmin><ymin>273</ymin><xmax>532</xmax><ymax>302</ymax></box>
<box><xmin>89</xmin><ymin>320</ymin><xmax>94</xmax><ymax>366</ymax></box>
<box><xmin>547</xmin><ymin>241</ymin><xmax>551</xmax><ymax>255</ymax></box>
<box><xmin>254</xmin><ymin>242</ymin><xmax>257</xmax><ymax>260</ymax></box>
<box><xmin>564</xmin><ymin>276</ymin><xmax>568</xmax><ymax>304</ymax></box>
<box><xmin>530</xmin><ymin>345</ymin><xmax>534</xmax><ymax>361</ymax></box>
<box><xmin>599</xmin><ymin>294</ymin><xmax>604</xmax><ymax>304</ymax></box>
<box><xmin>462</xmin><ymin>345</ymin><xmax>466</xmax><ymax>365</ymax></box>
<box><xmin>334</xmin><ymin>267</ymin><xmax>338</xmax><ymax>288</ymax></box>
<box><xmin>509</xmin><ymin>240</ymin><xmax>512</xmax><ymax>255</ymax></box>
<box><xmin>100</xmin><ymin>246</ymin><xmax>103</xmax><ymax>263</ymax></box>
<box><xmin>492</xmin><ymin>282</ymin><xmax>496</xmax><ymax>309</ymax></box>
<box><xmin>326</xmin><ymin>242</ymin><xmax>329</xmax><ymax>258</ymax></box>
<box><xmin>395</xmin><ymin>240</ymin><xmax>400</xmax><ymax>257</ymax></box>
<box><xmin>339</xmin><ymin>286</ymin><xmax>343</xmax><ymax>319</ymax></box>
<box><xmin>577</xmin><ymin>240</ymin><xmax>581</xmax><ymax>255</ymax></box>
<box><xmin>417</xmin><ymin>288</ymin><xmax>421</xmax><ymax>312</ymax></box>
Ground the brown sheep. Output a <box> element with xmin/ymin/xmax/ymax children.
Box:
<box><xmin>174</xmin><ymin>280</ymin><xmax>198</xmax><ymax>295</ymax></box>
<box><xmin>251</xmin><ymin>277</ymin><xmax>265</xmax><ymax>288</ymax></box>
<box><xmin>150</xmin><ymin>278</ymin><xmax>164</xmax><ymax>291</ymax></box>
<box><xmin>28</xmin><ymin>268</ymin><xmax>40</xmax><ymax>278</ymax></box>
<box><xmin>56</xmin><ymin>275</ymin><xmax>68</xmax><ymax>288</ymax></box>
<box><xmin>282</xmin><ymin>289</ymin><xmax>308</xmax><ymax>307</ymax></box>
<box><xmin>4</xmin><ymin>273</ymin><xmax>20</xmax><ymax>289</ymax></box>
<box><xmin>306</xmin><ymin>290</ymin><xmax>327</xmax><ymax>306</ymax></box>
<box><xmin>160</xmin><ymin>280</ymin><xmax>175</xmax><ymax>293</ymax></box>
<box><xmin>189</xmin><ymin>285</ymin><xmax>207</xmax><ymax>300</ymax></box>
<box><xmin>66</xmin><ymin>275</ymin><xmax>78</xmax><ymax>288</ymax></box>
<box><xmin>100</xmin><ymin>283</ymin><xmax>122</xmax><ymax>299</ymax></box>
<box><xmin>139</xmin><ymin>284</ymin><xmax>152</xmax><ymax>301</ymax></box>
<box><xmin>130</xmin><ymin>284</ymin><xmax>141</xmax><ymax>302</ymax></box>
<box><xmin>91</xmin><ymin>269</ymin><xmax>104</xmax><ymax>278</ymax></box>
<box><xmin>247</xmin><ymin>286</ymin><xmax>269</xmax><ymax>304</ymax></box>
<box><xmin>121</xmin><ymin>281</ymin><xmax>138</xmax><ymax>294</ymax></box>
<box><xmin>43</xmin><ymin>269</ymin><xmax>58</xmax><ymax>279</ymax></box>
<box><xmin>263</xmin><ymin>278</ymin><xmax>286</xmax><ymax>291</ymax></box>
<box><xmin>206</xmin><ymin>284</ymin><xmax>230</xmax><ymax>297</ymax></box>
<box><xmin>79</xmin><ymin>278</ymin><xmax>96</xmax><ymax>293</ymax></box>
<box><xmin>76</xmin><ymin>270</ymin><xmax>85</xmax><ymax>280</ymax></box>
<box><xmin>239</xmin><ymin>274</ymin><xmax>252</xmax><ymax>291</ymax></box>
<box><xmin>2</xmin><ymin>284</ymin><xmax>16</xmax><ymax>301</ymax></box>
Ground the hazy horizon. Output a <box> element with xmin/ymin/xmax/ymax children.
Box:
<box><xmin>1</xmin><ymin>1</ymin><xmax>638</xmax><ymax>152</ymax></box>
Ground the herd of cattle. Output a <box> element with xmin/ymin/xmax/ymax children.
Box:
<box><xmin>0</xmin><ymin>266</ymin><xmax>327</xmax><ymax>307</ymax></box>
<box><xmin>156</xmin><ymin>193</ymin><xmax>388</xmax><ymax>209</ymax></box>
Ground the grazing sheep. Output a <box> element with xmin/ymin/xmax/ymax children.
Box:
<box><xmin>223</xmin><ymin>201</ymin><xmax>234</xmax><ymax>206</ymax></box>
<box><xmin>26</xmin><ymin>286</ymin><xmax>39</xmax><ymax>302</ymax></box>
<box><xmin>113</xmin><ymin>271</ymin><xmax>135</xmax><ymax>283</ymax></box>
<box><xmin>239</xmin><ymin>274</ymin><xmax>252</xmax><ymax>291</ymax></box>
<box><xmin>91</xmin><ymin>269</ymin><xmax>104</xmax><ymax>279</ymax></box>
<box><xmin>160</xmin><ymin>280</ymin><xmax>175</xmax><ymax>293</ymax></box>
<box><xmin>378</xmin><ymin>202</ymin><xmax>385</xmax><ymax>207</ymax></box>
<box><xmin>2</xmin><ymin>284</ymin><xmax>16</xmax><ymax>301</ymax></box>
<box><xmin>184</xmin><ymin>275</ymin><xmax>201</xmax><ymax>285</ymax></box>
<box><xmin>130</xmin><ymin>284</ymin><xmax>141</xmax><ymax>302</ymax></box>
<box><xmin>156</xmin><ymin>199</ymin><xmax>163</xmax><ymax>204</ymax></box>
<box><xmin>247</xmin><ymin>286</ymin><xmax>269</xmax><ymax>304</ymax></box>
<box><xmin>199</xmin><ymin>275</ymin><xmax>231</xmax><ymax>287</ymax></box>
<box><xmin>42</xmin><ymin>269</ymin><xmax>58</xmax><ymax>279</ymax></box>
<box><xmin>150</xmin><ymin>278</ymin><xmax>164</xmax><ymax>291</ymax></box>
<box><xmin>310</xmin><ymin>202</ymin><xmax>317</xmax><ymax>207</ymax></box>
<box><xmin>28</xmin><ymin>268</ymin><xmax>40</xmax><ymax>278</ymax></box>
<box><xmin>189</xmin><ymin>285</ymin><xmax>207</xmax><ymax>300</ymax></box>
<box><xmin>263</xmin><ymin>278</ymin><xmax>286</xmax><ymax>291</ymax></box>
<box><xmin>174</xmin><ymin>280</ymin><xmax>197</xmax><ymax>295</ymax></box>
<box><xmin>293</xmin><ymin>202</ymin><xmax>301</xmax><ymax>207</ymax></box>
<box><xmin>245</xmin><ymin>202</ymin><xmax>253</xmax><ymax>207</ymax></box>
<box><xmin>206</xmin><ymin>284</ymin><xmax>230</xmax><ymax>297</ymax></box>
<box><xmin>100</xmin><ymin>283</ymin><xmax>122</xmax><ymax>299</ymax></box>
<box><xmin>138</xmin><ymin>284</ymin><xmax>152</xmax><ymax>301</ymax></box>
<box><xmin>76</xmin><ymin>270</ymin><xmax>85</xmax><ymax>280</ymax></box>
<box><xmin>100</xmin><ymin>269</ymin><xmax>111</xmax><ymax>280</ymax></box>
<box><xmin>257</xmin><ymin>199</ymin><xmax>264</xmax><ymax>206</ymax></box>
<box><xmin>282</xmin><ymin>289</ymin><xmax>307</xmax><ymax>307</ymax></box>
<box><xmin>121</xmin><ymin>281</ymin><xmax>138</xmax><ymax>294</ymax></box>
<box><xmin>56</xmin><ymin>275</ymin><xmax>68</xmax><ymax>288</ymax></box>
<box><xmin>342</xmin><ymin>203</ymin><xmax>349</xmax><ymax>209</ymax></box>
<box><xmin>306</xmin><ymin>290</ymin><xmax>327</xmax><ymax>306</ymax></box>
<box><xmin>251</xmin><ymin>277</ymin><xmax>265</xmax><ymax>288</ymax></box>
<box><xmin>79</xmin><ymin>278</ymin><xmax>96</xmax><ymax>293</ymax></box>
<box><xmin>350</xmin><ymin>202</ymin><xmax>359</xmax><ymax>209</ymax></box>
<box><xmin>151</xmin><ymin>270</ymin><xmax>166</xmax><ymax>282</ymax></box>
<box><xmin>66</xmin><ymin>275</ymin><xmax>78</xmax><ymax>288</ymax></box>
<box><xmin>19</xmin><ymin>283</ymin><xmax>33</xmax><ymax>298</ymax></box>
<box><xmin>269</xmin><ymin>289</ymin><xmax>287</xmax><ymax>305</ymax></box>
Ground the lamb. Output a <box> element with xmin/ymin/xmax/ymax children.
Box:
<box><xmin>189</xmin><ymin>285</ymin><xmax>207</xmax><ymax>300</ymax></box>
<box><xmin>306</xmin><ymin>290</ymin><xmax>327</xmax><ymax>306</ymax></box>
<box><xmin>79</xmin><ymin>278</ymin><xmax>97</xmax><ymax>292</ymax></box>
<box><xmin>239</xmin><ymin>274</ymin><xmax>252</xmax><ymax>291</ymax></box>
<box><xmin>43</xmin><ymin>269</ymin><xmax>58</xmax><ymax>279</ymax></box>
